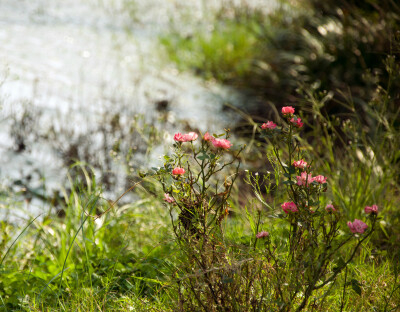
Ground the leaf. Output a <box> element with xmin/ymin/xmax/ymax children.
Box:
<box><xmin>245</xmin><ymin>206</ymin><xmax>255</xmax><ymax>232</ymax></box>
<box><xmin>254</xmin><ymin>191</ymin><xmax>273</xmax><ymax>210</ymax></box>
<box><xmin>214</xmin><ymin>133</ymin><xmax>225</xmax><ymax>138</ymax></box>
<box><xmin>130</xmin><ymin>276</ymin><xmax>167</xmax><ymax>286</ymax></box>
<box><xmin>197</xmin><ymin>153</ymin><xmax>210</xmax><ymax>160</ymax></box>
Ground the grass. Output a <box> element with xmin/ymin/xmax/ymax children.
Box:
<box><xmin>160</xmin><ymin>19</ymin><xmax>258</xmax><ymax>82</ymax></box>
<box><xmin>0</xmin><ymin>166</ymin><xmax>175</xmax><ymax>311</ymax></box>
<box><xmin>0</xmin><ymin>141</ymin><xmax>399</xmax><ymax>310</ymax></box>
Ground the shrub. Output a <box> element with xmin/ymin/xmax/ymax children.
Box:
<box><xmin>154</xmin><ymin>110</ymin><xmax>378</xmax><ymax>310</ymax></box>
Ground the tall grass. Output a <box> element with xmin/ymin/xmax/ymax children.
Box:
<box><xmin>0</xmin><ymin>165</ymin><xmax>173</xmax><ymax>311</ymax></box>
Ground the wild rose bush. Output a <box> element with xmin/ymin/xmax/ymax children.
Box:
<box><xmin>156</xmin><ymin>130</ymin><xmax>240</xmax><ymax>238</ymax></box>
<box><xmin>154</xmin><ymin>130</ymin><xmax>247</xmax><ymax>311</ymax></box>
<box><xmin>252</xmin><ymin>106</ymin><xmax>378</xmax><ymax>310</ymax></box>
<box><xmin>151</xmin><ymin>109</ymin><xmax>379</xmax><ymax>311</ymax></box>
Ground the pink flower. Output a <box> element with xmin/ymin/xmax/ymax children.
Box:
<box><xmin>163</xmin><ymin>193</ymin><xmax>175</xmax><ymax>203</ymax></box>
<box><xmin>281</xmin><ymin>202</ymin><xmax>298</xmax><ymax>214</ymax></box>
<box><xmin>182</xmin><ymin>132</ymin><xmax>198</xmax><ymax>142</ymax></box>
<box><xmin>313</xmin><ymin>175</ymin><xmax>327</xmax><ymax>184</ymax></box>
<box><xmin>174</xmin><ymin>132</ymin><xmax>198</xmax><ymax>142</ymax></box>
<box><xmin>174</xmin><ymin>132</ymin><xmax>185</xmax><ymax>142</ymax></box>
<box><xmin>325</xmin><ymin>204</ymin><xmax>336</xmax><ymax>213</ymax></box>
<box><xmin>347</xmin><ymin>219</ymin><xmax>368</xmax><ymax>234</ymax></box>
<box><xmin>212</xmin><ymin>138</ymin><xmax>232</xmax><ymax>149</ymax></box>
<box><xmin>290</xmin><ymin>117</ymin><xmax>304</xmax><ymax>128</ymax></box>
<box><xmin>365</xmin><ymin>204</ymin><xmax>378</xmax><ymax>215</ymax></box>
<box><xmin>172</xmin><ymin>167</ymin><xmax>185</xmax><ymax>175</ymax></box>
<box><xmin>282</xmin><ymin>106</ymin><xmax>295</xmax><ymax>115</ymax></box>
<box><xmin>296</xmin><ymin>172</ymin><xmax>314</xmax><ymax>186</ymax></box>
<box><xmin>261</xmin><ymin>121</ymin><xmax>277</xmax><ymax>130</ymax></box>
<box><xmin>203</xmin><ymin>132</ymin><xmax>215</xmax><ymax>142</ymax></box>
<box><xmin>293</xmin><ymin>159</ymin><xmax>307</xmax><ymax>169</ymax></box>
<box><xmin>256</xmin><ymin>231</ymin><xmax>269</xmax><ymax>239</ymax></box>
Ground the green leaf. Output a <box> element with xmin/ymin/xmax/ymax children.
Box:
<box><xmin>130</xmin><ymin>276</ymin><xmax>167</xmax><ymax>286</ymax></box>
<box><xmin>214</xmin><ymin>133</ymin><xmax>225</xmax><ymax>138</ymax></box>
<box><xmin>197</xmin><ymin>153</ymin><xmax>210</xmax><ymax>160</ymax></box>
<box><xmin>254</xmin><ymin>191</ymin><xmax>273</xmax><ymax>210</ymax></box>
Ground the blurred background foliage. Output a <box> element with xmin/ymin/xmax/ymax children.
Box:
<box><xmin>161</xmin><ymin>0</ymin><xmax>400</xmax><ymax>123</ymax></box>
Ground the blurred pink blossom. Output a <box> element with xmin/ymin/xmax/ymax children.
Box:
<box><xmin>212</xmin><ymin>138</ymin><xmax>232</xmax><ymax>149</ymax></box>
<box><xmin>293</xmin><ymin>159</ymin><xmax>307</xmax><ymax>169</ymax></box>
<box><xmin>347</xmin><ymin>219</ymin><xmax>368</xmax><ymax>234</ymax></box>
<box><xmin>365</xmin><ymin>204</ymin><xmax>378</xmax><ymax>215</ymax></box>
<box><xmin>290</xmin><ymin>117</ymin><xmax>304</xmax><ymax>128</ymax></box>
<box><xmin>174</xmin><ymin>133</ymin><xmax>185</xmax><ymax>142</ymax></box>
<box><xmin>182</xmin><ymin>132</ymin><xmax>198</xmax><ymax>142</ymax></box>
<box><xmin>172</xmin><ymin>167</ymin><xmax>185</xmax><ymax>175</ymax></box>
<box><xmin>313</xmin><ymin>175</ymin><xmax>327</xmax><ymax>184</ymax></box>
<box><xmin>325</xmin><ymin>204</ymin><xmax>336</xmax><ymax>213</ymax></box>
<box><xmin>256</xmin><ymin>231</ymin><xmax>269</xmax><ymax>239</ymax></box>
<box><xmin>203</xmin><ymin>132</ymin><xmax>215</xmax><ymax>142</ymax></box>
<box><xmin>296</xmin><ymin>172</ymin><xmax>314</xmax><ymax>186</ymax></box>
<box><xmin>282</xmin><ymin>106</ymin><xmax>295</xmax><ymax>115</ymax></box>
<box><xmin>163</xmin><ymin>193</ymin><xmax>175</xmax><ymax>203</ymax></box>
<box><xmin>261</xmin><ymin>121</ymin><xmax>277</xmax><ymax>130</ymax></box>
<box><xmin>281</xmin><ymin>202</ymin><xmax>298</xmax><ymax>214</ymax></box>
<box><xmin>174</xmin><ymin>132</ymin><xmax>198</xmax><ymax>142</ymax></box>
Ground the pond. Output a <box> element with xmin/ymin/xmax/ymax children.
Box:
<box><xmin>0</xmin><ymin>0</ymin><xmax>276</xmax><ymax>218</ymax></box>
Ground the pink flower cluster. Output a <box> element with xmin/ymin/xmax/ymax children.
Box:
<box><xmin>347</xmin><ymin>219</ymin><xmax>368</xmax><ymax>234</ymax></box>
<box><xmin>202</xmin><ymin>132</ymin><xmax>232</xmax><ymax>149</ymax></box>
<box><xmin>365</xmin><ymin>204</ymin><xmax>378</xmax><ymax>215</ymax></box>
<box><xmin>290</xmin><ymin>117</ymin><xmax>304</xmax><ymax>128</ymax></box>
<box><xmin>212</xmin><ymin>138</ymin><xmax>232</xmax><ymax>149</ymax></box>
<box><xmin>293</xmin><ymin>159</ymin><xmax>307</xmax><ymax>169</ymax></box>
<box><xmin>163</xmin><ymin>193</ymin><xmax>175</xmax><ymax>203</ymax></box>
<box><xmin>259</xmin><ymin>106</ymin><xmax>303</xmax><ymax>132</ymax></box>
<box><xmin>314</xmin><ymin>175</ymin><xmax>327</xmax><ymax>184</ymax></box>
<box><xmin>174</xmin><ymin>132</ymin><xmax>198</xmax><ymax>142</ymax></box>
<box><xmin>203</xmin><ymin>132</ymin><xmax>214</xmax><ymax>142</ymax></box>
<box><xmin>281</xmin><ymin>202</ymin><xmax>298</xmax><ymax>214</ymax></box>
<box><xmin>296</xmin><ymin>172</ymin><xmax>314</xmax><ymax>186</ymax></box>
<box><xmin>296</xmin><ymin>172</ymin><xmax>327</xmax><ymax>186</ymax></box>
<box><xmin>325</xmin><ymin>204</ymin><xmax>336</xmax><ymax>213</ymax></box>
<box><xmin>256</xmin><ymin>231</ymin><xmax>269</xmax><ymax>239</ymax></box>
<box><xmin>172</xmin><ymin>167</ymin><xmax>185</xmax><ymax>175</ymax></box>
<box><xmin>282</xmin><ymin>106</ymin><xmax>295</xmax><ymax>116</ymax></box>
<box><xmin>261</xmin><ymin>121</ymin><xmax>277</xmax><ymax>130</ymax></box>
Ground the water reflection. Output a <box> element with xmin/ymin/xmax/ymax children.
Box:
<box><xmin>0</xmin><ymin>0</ymin><xmax>256</xmax><ymax>217</ymax></box>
